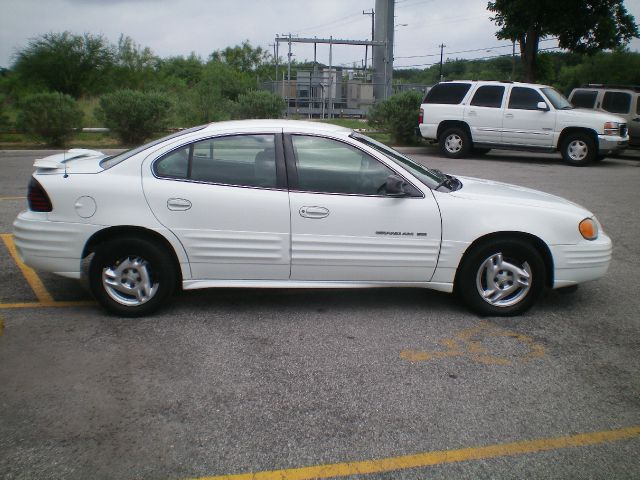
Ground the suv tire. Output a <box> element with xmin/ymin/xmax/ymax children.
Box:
<box><xmin>560</xmin><ymin>133</ymin><xmax>596</xmax><ymax>166</ymax></box>
<box><xmin>439</xmin><ymin>127</ymin><xmax>471</xmax><ymax>158</ymax></box>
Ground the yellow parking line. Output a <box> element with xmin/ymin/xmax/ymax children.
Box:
<box><xmin>191</xmin><ymin>425</ymin><xmax>640</xmax><ymax>480</ymax></box>
<box><xmin>0</xmin><ymin>196</ymin><xmax>26</xmax><ymax>201</ymax></box>
<box><xmin>1</xmin><ymin>233</ymin><xmax>55</xmax><ymax>304</ymax></box>
<box><xmin>0</xmin><ymin>301</ymin><xmax>94</xmax><ymax>310</ymax></box>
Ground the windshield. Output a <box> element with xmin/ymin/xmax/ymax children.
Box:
<box><xmin>100</xmin><ymin>124</ymin><xmax>208</xmax><ymax>169</ymax></box>
<box><xmin>541</xmin><ymin>87</ymin><xmax>573</xmax><ymax>110</ymax></box>
<box><xmin>350</xmin><ymin>132</ymin><xmax>446</xmax><ymax>189</ymax></box>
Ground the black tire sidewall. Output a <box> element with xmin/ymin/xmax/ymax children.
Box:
<box><xmin>561</xmin><ymin>133</ymin><xmax>596</xmax><ymax>166</ymax></box>
<box><xmin>439</xmin><ymin>127</ymin><xmax>471</xmax><ymax>158</ymax></box>
<box><xmin>457</xmin><ymin>239</ymin><xmax>546</xmax><ymax>316</ymax></box>
<box><xmin>89</xmin><ymin>238</ymin><xmax>176</xmax><ymax>317</ymax></box>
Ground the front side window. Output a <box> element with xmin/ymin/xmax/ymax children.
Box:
<box><xmin>291</xmin><ymin>135</ymin><xmax>394</xmax><ymax>195</ymax></box>
<box><xmin>602</xmin><ymin>91</ymin><xmax>631</xmax><ymax>114</ymax></box>
<box><xmin>154</xmin><ymin>134</ymin><xmax>277</xmax><ymax>188</ymax></box>
<box><xmin>508</xmin><ymin>87</ymin><xmax>545</xmax><ymax>110</ymax></box>
<box><xmin>470</xmin><ymin>85</ymin><xmax>505</xmax><ymax>108</ymax></box>
<box><xmin>571</xmin><ymin>90</ymin><xmax>598</xmax><ymax>109</ymax></box>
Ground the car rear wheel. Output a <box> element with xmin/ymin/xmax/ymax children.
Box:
<box><xmin>561</xmin><ymin>133</ymin><xmax>596</xmax><ymax>166</ymax></box>
<box><xmin>89</xmin><ymin>237</ymin><xmax>176</xmax><ymax>317</ymax></box>
<box><xmin>439</xmin><ymin>127</ymin><xmax>471</xmax><ymax>158</ymax></box>
<box><xmin>457</xmin><ymin>238</ymin><xmax>546</xmax><ymax>316</ymax></box>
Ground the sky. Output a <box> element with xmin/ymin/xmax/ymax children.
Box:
<box><xmin>2</xmin><ymin>0</ymin><xmax>640</xmax><ymax>71</ymax></box>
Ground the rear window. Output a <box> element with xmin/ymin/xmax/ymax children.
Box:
<box><xmin>423</xmin><ymin>83</ymin><xmax>472</xmax><ymax>105</ymax></box>
<box><xmin>571</xmin><ymin>90</ymin><xmax>598</xmax><ymax>109</ymax></box>
<box><xmin>602</xmin><ymin>91</ymin><xmax>631</xmax><ymax>114</ymax></box>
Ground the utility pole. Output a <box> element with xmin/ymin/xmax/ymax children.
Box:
<box><xmin>511</xmin><ymin>40</ymin><xmax>516</xmax><ymax>80</ymax></box>
<box><xmin>363</xmin><ymin>9</ymin><xmax>374</xmax><ymax>71</ymax></box>
<box><xmin>373</xmin><ymin>0</ymin><xmax>394</xmax><ymax>102</ymax></box>
<box><xmin>438</xmin><ymin>43</ymin><xmax>446</xmax><ymax>82</ymax></box>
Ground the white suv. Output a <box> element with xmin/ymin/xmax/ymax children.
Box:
<box><xmin>418</xmin><ymin>80</ymin><xmax>629</xmax><ymax>166</ymax></box>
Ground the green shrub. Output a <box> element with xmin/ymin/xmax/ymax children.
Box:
<box><xmin>96</xmin><ymin>89</ymin><xmax>172</xmax><ymax>144</ymax></box>
<box><xmin>234</xmin><ymin>90</ymin><xmax>286</xmax><ymax>119</ymax></box>
<box><xmin>16</xmin><ymin>91</ymin><xmax>83</xmax><ymax>147</ymax></box>
<box><xmin>368</xmin><ymin>90</ymin><xmax>423</xmax><ymax>145</ymax></box>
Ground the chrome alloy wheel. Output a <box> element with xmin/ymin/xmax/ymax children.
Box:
<box><xmin>475</xmin><ymin>253</ymin><xmax>532</xmax><ymax>307</ymax></box>
<box><xmin>444</xmin><ymin>133</ymin><xmax>463</xmax><ymax>154</ymax></box>
<box><xmin>567</xmin><ymin>139</ymin><xmax>589</xmax><ymax>162</ymax></box>
<box><xmin>102</xmin><ymin>256</ymin><xmax>159</xmax><ymax>307</ymax></box>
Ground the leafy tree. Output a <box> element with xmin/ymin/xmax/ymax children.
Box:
<box><xmin>16</xmin><ymin>92</ymin><xmax>83</xmax><ymax>147</ymax></box>
<box><xmin>13</xmin><ymin>32</ymin><xmax>115</xmax><ymax>97</ymax></box>
<box><xmin>368</xmin><ymin>90</ymin><xmax>423</xmax><ymax>145</ymax></box>
<box><xmin>210</xmin><ymin>41</ymin><xmax>269</xmax><ymax>72</ymax></box>
<box><xmin>96</xmin><ymin>90</ymin><xmax>171</xmax><ymax>144</ymax></box>
<box><xmin>157</xmin><ymin>53</ymin><xmax>205</xmax><ymax>88</ymax></box>
<box><xmin>112</xmin><ymin>35</ymin><xmax>158</xmax><ymax>90</ymax></box>
<box><xmin>488</xmin><ymin>0</ymin><xmax>639</xmax><ymax>82</ymax></box>
<box><xmin>234</xmin><ymin>90</ymin><xmax>286</xmax><ymax>119</ymax></box>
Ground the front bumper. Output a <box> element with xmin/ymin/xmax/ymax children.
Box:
<box><xmin>598</xmin><ymin>134</ymin><xmax>628</xmax><ymax>154</ymax></box>
<box><xmin>550</xmin><ymin>233</ymin><xmax>612</xmax><ymax>288</ymax></box>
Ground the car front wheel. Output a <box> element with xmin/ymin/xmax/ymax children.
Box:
<box><xmin>89</xmin><ymin>237</ymin><xmax>176</xmax><ymax>317</ymax></box>
<box><xmin>560</xmin><ymin>133</ymin><xmax>596</xmax><ymax>166</ymax></box>
<box><xmin>457</xmin><ymin>238</ymin><xmax>546</xmax><ymax>316</ymax></box>
<box><xmin>439</xmin><ymin>127</ymin><xmax>471</xmax><ymax>158</ymax></box>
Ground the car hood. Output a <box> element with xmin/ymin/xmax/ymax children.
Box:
<box><xmin>558</xmin><ymin>108</ymin><xmax>627</xmax><ymax>125</ymax></box>
<box><xmin>450</xmin><ymin>175</ymin><xmax>591</xmax><ymax>215</ymax></box>
<box><xmin>33</xmin><ymin>149</ymin><xmax>107</xmax><ymax>174</ymax></box>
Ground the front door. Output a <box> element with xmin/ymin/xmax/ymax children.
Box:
<box><xmin>502</xmin><ymin>86</ymin><xmax>556</xmax><ymax>147</ymax></box>
<box><xmin>285</xmin><ymin>134</ymin><xmax>441</xmax><ymax>282</ymax></box>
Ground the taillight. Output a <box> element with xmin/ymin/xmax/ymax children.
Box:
<box><xmin>28</xmin><ymin>178</ymin><xmax>52</xmax><ymax>212</ymax></box>
<box><xmin>419</xmin><ymin>108</ymin><xmax>424</xmax><ymax>124</ymax></box>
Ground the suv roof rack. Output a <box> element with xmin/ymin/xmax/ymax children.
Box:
<box><xmin>581</xmin><ymin>84</ymin><xmax>640</xmax><ymax>92</ymax></box>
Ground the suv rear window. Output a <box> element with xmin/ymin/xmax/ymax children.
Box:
<box><xmin>423</xmin><ymin>83</ymin><xmax>472</xmax><ymax>104</ymax></box>
<box><xmin>571</xmin><ymin>90</ymin><xmax>598</xmax><ymax>109</ymax></box>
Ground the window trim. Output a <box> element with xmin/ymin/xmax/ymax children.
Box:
<box><xmin>283</xmin><ymin>133</ymin><xmax>423</xmax><ymax>198</ymax></box>
<box><xmin>151</xmin><ymin>132</ymin><xmax>288</xmax><ymax>191</ymax></box>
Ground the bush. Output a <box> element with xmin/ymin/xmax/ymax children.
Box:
<box><xmin>368</xmin><ymin>90</ymin><xmax>423</xmax><ymax>145</ymax></box>
<box><xmin>96</xmin><ymin>89</ymin><xmax>172</xmax><ymax>144</ymax></box>
<box><xmin>16</xmin><ymin>91</ymin><xmax>83</xmax><ymax>147</ymax></box>
<box><xmin>234</xmin><ymin>90</ymin><xmax>286</xmax><ymax>119</ymax></box>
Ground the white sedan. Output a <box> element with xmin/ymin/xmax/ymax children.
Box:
<box><xmin>13</xmin><ymin>120</ymin><xmax>612</xmax><ymax>317</ymax></box>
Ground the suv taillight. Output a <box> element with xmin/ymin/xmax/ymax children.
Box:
<box><xmin>28</xmin><ymin>178</ymin><xmax>52</xmax><ymax>212</ymax></box>
<box><xmin>419</xmin><ymin>108</ymin><xmax>424</xmax><ymax>124</ymax></box>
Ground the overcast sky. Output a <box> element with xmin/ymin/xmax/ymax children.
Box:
<box><xmin>2</xmin><ymin>0</ymin><xmax>640</xmax><ymax>71</ymax></box>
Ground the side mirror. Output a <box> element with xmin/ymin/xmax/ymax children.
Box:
<box><xmin>537</xmin><ymin>101</ymin><xmax>549</xmax><ymax>111</ymax></box>
<box><xmin>384</xmin><ymin>174</ymin><xmax>409</xmax><ymax>197</ymax></box>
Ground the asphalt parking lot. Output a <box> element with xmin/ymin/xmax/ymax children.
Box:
<box><xmin>0</xmin><ymin>146</ymin><xmax>639</xmax><ymax>479</ymax></box>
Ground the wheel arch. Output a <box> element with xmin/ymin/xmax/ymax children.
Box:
<box><xmin>558</xmin><ymin>127</ymin><xmax>598</xmax><ymax>150</ymax></box>
<box><xmin>82</xmin><ymin>226</ymin><xmax>184</xmax><ymax>287</ymax></box>
<box><xmin>437</xmin><ymin>120</ymin><xmax>472</xmax><ymax>142</ymax></box>
<box><xmin>454</xmin><ymin>231</ymin><xmax>554</xmax><ymax>291</ymax></box>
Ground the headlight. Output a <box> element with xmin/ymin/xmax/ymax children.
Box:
<box><xmin>604</xmin><ymin>121</ymin><xmax>620</xmax><ymax>136</ymax></box>
<box><xmin>579</xmin><ymin>218</ymin><xmax>599</xmax><ymax>240</ymax></box>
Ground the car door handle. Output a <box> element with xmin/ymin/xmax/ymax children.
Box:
<box><xmin>167</xmin><ymin>198</ymin><xmax>192</xmax><ymax>211</ymax></box>
<box><xmin>299</xmin><ymin>206</ymin><xmax>329</xmax><ymax>219</ymax></box>
<box><xmin>633</xmin><ymin>117</ymin><xmax>640</xmax><ymax>122</ymax></box>
<box><xmin>468</xmin><ymin>110</ymin><xmax>477</xmax><ymax>116</ymax></box>
<box><xmin>504</xmin><ymin>113</ymin><xmax>514</xmax><ymax>119</ymax></box>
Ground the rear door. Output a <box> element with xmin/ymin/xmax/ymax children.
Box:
<box><xmin>142</xmin><ymin>130</ymin><xmax>291</xmax><ymax>280</ymax></box>
<box><xmin>285</xmin><ymin>134</ymin><xmax>441</xmax><ymax>282</ymax></box>
<box><xmin>464</xmin><ymin>84</ymin><xmax>506</xmax><ymax>144</ymax></box>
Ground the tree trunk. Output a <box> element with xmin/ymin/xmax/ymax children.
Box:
<box><xmin>520</xmin><ymin>26</ymin><xmax>540</xmax><ymax>82</ymax></box>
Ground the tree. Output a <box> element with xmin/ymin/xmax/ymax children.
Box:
<box><xmin>368</xmin><ymin>90</ymin><xmax>423</xmax><ymax>145</ymax></box>
<box><xmin>488</xmin><ymin>0</ymin><xmax>639</xmax><ymax>82</ymax></box>
<box><xmin>112</xmin><ymin>35</ymin><xmax>158</xmax><ymax>90</ymax></box>
<box><xmin>16</xmin><ymin>92</ymin><xmax>83</xmax><ymax>147</ymax></box>
<box><xmin>210</xmin><ymin>41</ymin><xmax>269</xmax><ymax>72</ymax></box>
<box><xmin>13</xmin><ymin>32</ymin><xmax>115</xmax><ymax>97</ymax></box>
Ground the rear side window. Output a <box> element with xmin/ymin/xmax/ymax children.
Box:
<box><xmin>470</xmin><ymin>85</ymin><xmax>505</xmax><ymax>108</ymax></box>
<box><xmin>602</xmin><ymin>91</ymin><xmax>631</xmax><ymax>114</ymax></box>
<box><xmin>423</xmin><ymin>83</ymin><xmax>472</xmax><ymax>104</ymax></box>
<box><xmin>508</xmin><ymin>87</ymin><xmax>545</xmax><ymax>110</ymax></box>
<box><xmin>571</xmin><ymin>90</ymin><xmax>598</xmax><ymax>109</ymax></box>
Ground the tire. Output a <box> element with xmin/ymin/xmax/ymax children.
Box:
<box><xmin>439</xmin><ymin>127</ymin><xmax>471</xmax><ymax>158</ymax></box>
<box><xmin>456</xmin><ymin>238</ymin><xmax>546</xmax><ymax>316</ymax></box>
<box><xmin>560</xmin><ymin>133</ymin><xmax>596</xmax><ymax>166</ymax></box>
<box><xmin>89</xmin><ymin>237</ymin><xmax>176</xmax><ymax>317</ymax></box>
